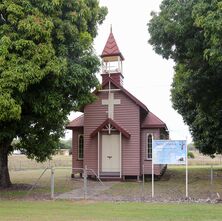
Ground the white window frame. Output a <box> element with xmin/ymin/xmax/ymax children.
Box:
<box><xmin>146</xmin><ymin>133</ymin><xmax>153</xmax><ymax>160</ymax></box>
<box><xmin>78</xmin><ymin>134</ymin><xmax>84</xmax><ymax>160</ymax></box>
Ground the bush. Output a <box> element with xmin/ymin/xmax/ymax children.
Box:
<box><xmin>188</xmin><ymin>151</ymin><xmax>195</xmax><ymax>159</ymax></box>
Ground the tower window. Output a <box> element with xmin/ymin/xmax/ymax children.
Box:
<box><xmin>147</xmin><ymin>134</ymin><xmax>152</xmax><ymax>159</ymax></box>
<box><xmin>78</xmin><ymin>135</ymin><xmax>84</xmax><ymax>160</ymax></box>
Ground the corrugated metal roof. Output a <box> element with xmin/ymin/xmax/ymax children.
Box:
<box><xmin>141</xmin><ymin>112</ymin><xmax>167</xmax><ymax>129</ymax></box>
<box><xmin>101</xmin><ymin>32</ymin><xmax>124</xmax><ymax>60</ymax></box>
<box><xmin>66</xmin><ymin>114</ymin><xmax>84</xmax><ymax>129</ymax></box>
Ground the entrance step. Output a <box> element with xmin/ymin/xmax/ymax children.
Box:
<box><xmin>99</xmin><ymin>172</ymin><xmax>121</xmax><ymax>181</ymax></box>
<box><xmin>100</xmin><ymin>172</ymin><xmax>120</xmax><ymax>177</ymax></box>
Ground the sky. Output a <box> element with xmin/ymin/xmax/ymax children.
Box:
<box><xmin>65</xmin><ymin>0</ymin><xmax>192</xmax><ymax>143</ymax></box>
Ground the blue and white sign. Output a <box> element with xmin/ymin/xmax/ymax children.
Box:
<box><xmin>153</xmin><ymin>140</ymin><xmax>187</xmax><ymax>164</ymax></box>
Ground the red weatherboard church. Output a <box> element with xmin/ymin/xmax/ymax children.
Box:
<box><xmin>67</xmin><ymin>31</ymin><xmax>169</xmax><ymax>180</ymax></box>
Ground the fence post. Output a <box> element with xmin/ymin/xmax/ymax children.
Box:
<box><xmin>210</xmin><ymin>164</ymin><xmax>213</xmax><ymax>185</ymax></box>
<box><xmin>83</xmin><ymin>165</ymin><xmax>88</xmax><ymax>199</ymax></box>
<box><xmin>51</xmin><ymin>167</ymin><xmax>55</xmax><ymax>199</ymax></box>
<box><xmin>142</xmin><ymin>164</ymin><xmax>145</xmax><ymax>201</ymax></box>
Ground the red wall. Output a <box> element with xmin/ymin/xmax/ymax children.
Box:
<box><xmin>72</xmin><ymin>86</ymin><xmax>166</xmax><ymax>176</ymax></box>
<box><xmin>83</xmin><ymin>91</ymin><xmax>107</xmax><ymax>172</ymax></box>
<box><xmin>114</xmin><ymin>91</ymin><xmax>140</xmax><ymax>176</ymax></box>
<box><xmin>72</xmin><ymin>128</ymin><xmax>83</xmax><ymax>175</ymax></box>
<box><xmin>140</xmin><ymin>128</ymin><xmax>165</xmax><ymax>175</ymax></box>
<box><xmin>83</xmin><ymin>89</ymin><xmax>141</xmax><ymax>176</ymax></box>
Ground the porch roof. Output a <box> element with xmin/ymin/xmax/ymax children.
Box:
<box><xmin>141</xmin><ymin>111</ymin><xmax>167</xmax><ymax>129</ymax></box>
<box><xmin>90</xmin><ymin>118</ymin><xmax>131</xmax><ymax>139</ymax></box>
<box><xmin>66</xmin><ymin>114</ymin><xmax>84</xmax><ymax>129</ymax></box>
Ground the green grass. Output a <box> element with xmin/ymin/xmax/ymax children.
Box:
<box><xmin>4</xmin><ymin>155</ymin><xmax>222</xmax><ymax>201</ymax></box>
<box><xmin>0</xmin><ymin>168</ymin><xmax>81</xmax><ymax>199</ymax></box>
<box><xmin>2</xmin><ymin>166</ymin><xmax>222</xmax><ymax>201</ymax></box>
<box><xmin>0</xmin><ymin>201</ymin><xmax>222</xmax><ymax>221</ymax></box>
<box><xmin>105</xmin><ymin>166</ymin><xmax>222</xmax><ymax>200</ymax></box>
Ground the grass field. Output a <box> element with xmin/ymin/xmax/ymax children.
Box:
<box><xmin>0</xmin><ymin>168</ymin><xmax>83</xmax><ymax>199</ymax></box>
<box><xmin>8</xmin><ymin>154</ymin><xmax>72</xmax><ymax>171</ymax></box>
<box><xmin>0</xmin><ymin>201</ymin><xmax>222</xmax><ymax>221</ymax></box>
<box><xmin>8</xmin><ymin>151</ymin><xmax>222</xmax><ymax>171</ymax></box>
<box><xmin>1</xmin><ymin>165</ymin><xmax>222</xmax><ymax>201</ymax></box>
<box><xmin>1</xmin><ymin>154</ymin><xmax>222</xmax><ymax>221</ymax></box>
<box><xmin>104</xmin><ymin>165</ymin><xmax>222</xmax><ymax>201</ymax></box>
<box><xmin>1</xmin><ymin>154</ymin><xmax>222</xmax><ymax>201</ymax></box>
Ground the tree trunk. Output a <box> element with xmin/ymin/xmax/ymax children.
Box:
<box><xmin>0</xmin><ymin>141</ymin><xmax>11</xmax><ymax>188</ymax></box>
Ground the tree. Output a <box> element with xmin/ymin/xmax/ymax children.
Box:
<box><xmin>148</xmin><ymin>0</ymin><xmax>222</xmax><ymax>156</ymax></box>
<box><xmin>59</xmin><ymin>139</ymin><xmax>72</xmax><ymax>149</ymax></box>
<box><xmin>0</xmin><ymin>0</ymin><xmax>107</xmax><ymax>188</ymax></box>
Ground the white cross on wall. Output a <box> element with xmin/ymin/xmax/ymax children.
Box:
<box><xmin>102</xmin><ymin>93</ymin><xmax>121</xmax><ymax>119</ymax></box>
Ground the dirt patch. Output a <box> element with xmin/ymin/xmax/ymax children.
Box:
<box><xmin>0</xmin><ymin>183</ymin><xmax>32</xmax><ymax>191</ymax></box>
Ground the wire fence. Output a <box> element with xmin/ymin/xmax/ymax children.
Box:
<box><xmin>4</xmin><ymin>153</ymin><xmax>222</xmax><ymax>202</ymax></box>
<box><xmin>8</xmin><ymin>155</ymin><xmax>72</xmax><ymax>171</ymax></box>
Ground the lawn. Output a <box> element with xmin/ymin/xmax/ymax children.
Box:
<box><xmin>104</xmin><ymin>166</ymin><xmax>222</xmax><ymax>201</ymax></box>
<box><xmin>0</xmin><ymin>168</ymin><xmax>82</xmax><ymax>199</ymax></box>
<box><xmin>0</xmin><ymin>201</ymin><xmax>222</xmax><ymax>221</ymax></box>
<box><xmin>2</xmin><ymin>154</ymin><xmax>222</xmax><ymax>201</ymax></box>
<box><xmin>1</xmin><ymin>155</ymin><xmax>222</xmax><ymax>221</ymax></box>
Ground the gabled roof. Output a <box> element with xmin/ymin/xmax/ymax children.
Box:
<box><xmin>101</xmin><ymin>77</ymin><xmax>149</xmax><ymax>113</ymax></box>
<box><xmin>91</xmin><ymin>118</ymin><xmax>130</xmax><ymax>138</ymax></box>
<box><xmin>101</xmin><ymin>32</ymin><xmax>124</xmax><ymax>60</ymax></box>
<box><xmin>66</xmin><ymin>114</ymin><xmax>84</xmax><ymax>129</ymax></box>
<box><xmin>141</xmin><ymin>112</ymin><xmax>167</xmax><ymax>129</ymax></box>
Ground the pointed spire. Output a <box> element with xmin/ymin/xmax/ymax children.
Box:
<box><xmin>101</xmin><ymin>28</ymin><xmax>124</xmax><ymax>60</ymax></box>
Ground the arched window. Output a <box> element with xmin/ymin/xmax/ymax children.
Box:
<box><xmin>78</xmin><ymin>135</ymin><xmax>84</xmax><ymax>160</ymax></box>
<box><xmin>147</xmin><ymin>134</ymin><xmax>152</xmax><ymax>159</ymax></box>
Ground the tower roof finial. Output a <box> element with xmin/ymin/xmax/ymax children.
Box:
<box><xmin>101</xmin><ymin>27</ymin><xmax>124</xmax><ymax>61</ymax></box>
<box><xmin>110</xmin><ymin>24</ymin><xmax>112</xmax><ymax>33</ymax></box>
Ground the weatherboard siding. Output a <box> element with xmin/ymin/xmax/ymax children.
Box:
<box><xmin>84</xmin><ymin>91</ymin><xmax>107</xmax><ymax>173</ymax></box>
<box><xmin>114</xmin><ymin>91</ymin><xmax>140</xmax><ymax>176</ymax></box>
<box><xmin>140</xmin><ymin>128</ymin><xmax>165</xmax><ymax>175</ymax></box>
<box><xmin>72</xmin><ymin>128</ymin><xmax>83</xmax><ymax>175</ymax></box>
<box><xmin>84</xmin><ymin>89</ymin><xmax>141</xmax><ymax>176</ymax></box>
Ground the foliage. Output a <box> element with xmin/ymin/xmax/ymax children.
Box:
<box><xmin>59</xmin><ymin>139</ymin><xmax>72</xmax><ymax>149</ymax></box>
<box><xmin>188</xmin><ymin>151</ymin><xmax>195</xmax><ymax>159</ymax></box>
<box><xmin>0</xmin><ymin>0</ymin><xmax>107</xmax><ymax>187</ymax></box>
<box><xmin>148</xmin><ymin>0</ymin><xmax>222</xmax><ymax>156</ymax></box>
<box><xmin>187</xmin><ymin>143</ymin><xmax>196</xmax><ymax>151</ymax></box>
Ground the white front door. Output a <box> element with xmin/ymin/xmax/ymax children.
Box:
<box><xmin>102</xmin><ymin>134</ymin><xmax>120</xmax><ymax>172</ymax></box>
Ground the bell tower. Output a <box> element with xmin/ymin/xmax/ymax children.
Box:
<box><xmin>101</xmin><ymin>28</ymin><xmax>124</xmax><ymax>86</ymax></box>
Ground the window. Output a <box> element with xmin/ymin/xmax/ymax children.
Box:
<box><xmin>147</xmin><ymin>134</ymin><xmax>152</xmax><ymax>159</ymax></box>
<box><xmin>78</xmin><ymin>135</ymin><xmax>84</xmax><ymax>160</ymax></box>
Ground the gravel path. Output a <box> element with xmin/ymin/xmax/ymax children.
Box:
<box><xmin>55</xmin><ymin>180</ymin><xmax>115</xmax><ymax>200</ymax></box>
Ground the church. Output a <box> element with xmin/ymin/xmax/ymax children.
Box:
<box><xmin>67</xmin><ymin>30</ymin><xmax>169</xmax><ymax>180</ymax></box>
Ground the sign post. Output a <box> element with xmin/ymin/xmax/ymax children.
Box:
<box><xmin>152</xmin><ymin>156</ymin><xmax>154</xmax><ymax>198</ymax></box>
<box><xmin>186</xmin><ymin>138</ymin><xmax>188</xmax><ymax>198</ymax></box>
<box><xmin>152</xmin><ymin>140</ymin><xmax>187</xmax><ymax>198</ymax></box>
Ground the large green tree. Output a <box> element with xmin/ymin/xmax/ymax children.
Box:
<box><xmin>0</xmin><ymin>0</ymin><xmax>107</xmax><ymax>188</ymax></box>
<box><xmin>148</xmin><ymin>0</ymin><xmax>222</xmax><ymax>156</ymax></box>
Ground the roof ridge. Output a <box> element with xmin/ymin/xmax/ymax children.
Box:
<box><xmin>91</xmin><ymin>118</ymin><xmax>130</xmax><ymax>138</ymax></box>
<box><xmin>149</xmin><ymin>111</ymin><xmax>165</xmax><ymax>124</ymax></box>
<box><xmin>101</xmin><ymin>77</ymin><xmax>149</xmax><ymax>113</ymax></box>
<box><xmin>66</xmin><ymin>114</ymin><xmax>84</xmax><ymax>129</ymax></box>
